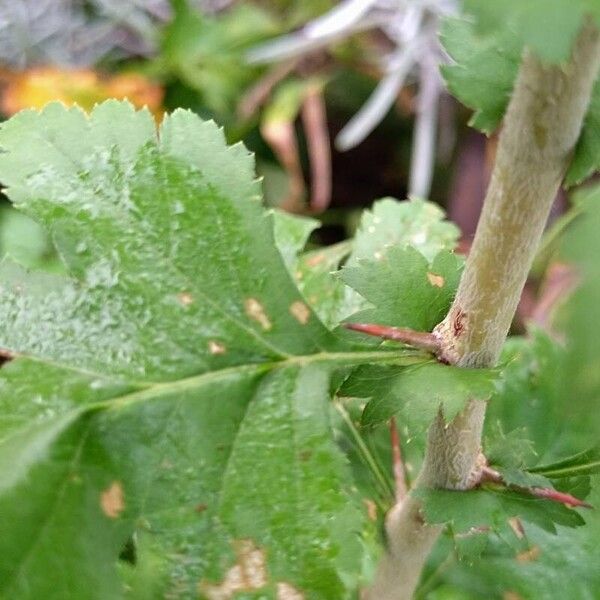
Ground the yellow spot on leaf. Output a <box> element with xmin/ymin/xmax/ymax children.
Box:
<box><xmin>199</xmin><ymin>539</ymin><xmax>268</xmax><ymax>600</ymax></box>
<box><xmin>100</xmin><ymin>481</ymin><xmax>125</xmax><ymax>519</ymax></box>
<box><xmin>508</xmin><ymin>517</ymin><xmax>524</xmax><ymax>539</ymax></box>
<box><xmin>517</xmin><ymin>545</ymin><xmax>540</xmax><ymax>563</ymax></box>
<box><xmin>245</xmin><ymin>298</ymin><xmax>272</xmax><ymax>330</ymax></box>
<box><xmin>177</xmin><ymin>291</ymin><xmax>194</xmax><ymax>306</ymax></box>
<box><xmin>363</xmin><ymin>499</ymin><xmax>378</xmax><ymax>522</ymax></box>
<box><xmin>289</xmin><ymin>301</ymin><xmax>310</xmax><ymax>325</ymax></box>
<box><xmin>208</xmin><ymin>340</ymin><xmax>226</xmax><ymax>355</ymax></box>
<box><xmin>427</xmin><ymin>272</ymin><xmax>445</xmax><ymax>287</ymax></box>
<box><xmin>277</xmin><ymin>582</ymin><xmax>304</xmax><ymax>600</ymax></box>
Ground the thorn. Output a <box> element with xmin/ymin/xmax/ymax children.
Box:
<box><xmin>478</xmin><ymin>463</ymin><xmax>592</xmax><ymax>509</ymax></box>
<box><xmin>390</xmin><ymin>417</ymin><xmax>408</xmax><ymax>503</ymax></box>
<box><xmin>530</xmin><ymin>487</ymin><xmax>592</xmax><ymax>509</ymax></box>
<box><xmin>344</xmin><ymin>323</ymin><xmax>440</xmax><ymax>353</ymax></box>
<box><xmin>480</xmin><ymin>464</ymin><xmax>503</xmax><ymax>484</ymax></box>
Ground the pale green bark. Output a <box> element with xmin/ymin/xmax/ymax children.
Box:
<box><xmin>366</xmin><ymin>23</ymin><xmax>600</xmax><ymax>600</ymax></box>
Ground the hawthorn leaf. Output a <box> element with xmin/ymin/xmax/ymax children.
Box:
<box><xmin>272</xmin><ymin>209</ymin><xmax>319</xmax><ymax>269</ymax></box>
<box><xmin>560</xmin><ymin>185</ymin><xmax>600</xmax><ymax>441</ymax></box>
<box><xmin>160</xmin><ymin>0</ymin><xmax>276</xmax><ymax>117</ymax></box>
<box><xmin>287</xmin><ymin>197</ymin><xmax>458</xmax><ymax>328</ymax></box>
<box><xmin>530</xmin><ymin>446</ymin><xmax>600</xmax><ymax>479</ymax></box>
<box><xmin>484</xmin><ymin>425</ymin><xmax>538</xmax><ymax>471</ymax></box>
<box><xmin>442</xmin><ymin>8</ymin><xmax>600</xmax><ymax>185</ymax></box>
<box><xmin>462</xmin><ymin>0</ymin><xmax>592</xmax><ymax>64</ymax></box>
<box><xmin>434</xmin><ymin>481</ymin><xmax>600</xmax><ymax>599</ymax></box>
<box><xmin>417</xmin><ymin>486</ymin><xmax>585</xmax><ymax>535</ymax></box>
<box><xmin>440</xmin><ymin>17</ymin><xmax>520</xmax><ymax>134</ymax></box>
<box><xmin>484</xmin><ymin>329</ymin><xmax>568</xmax><ymax>460</ymax></box>
<box><xmin>496</xmin><ymin>469</ymin><xmax>552</xmax><ymax>490</ymax></box>
<box><xmin>295</xmin><ymin>241</ymin><xmax>351</xmax><ymax>328</ymax></box>
<box><xmin>347</xmin><ymin>197</ymin><xmax>459</xmax><ymax>265</ymax></box>
<box><xmin>566</xmin><ymin>79</ymin><xmax>600</xmax><ymax>186</ymax></box>
<box><xmin>0</xmin><ymin>410</ymin><xmax>127</xmax><ymax>600</ymax></box>
<box><xmin>337</xmin><ymin>198</ymin><xmax>459</xmax><ymax>323</ymax></box>
<box><xmin>0</xmin><ymin>101</ymin><xmax>422</xmax><ymax>598</ymax></box>
<box><xmin>342</xmin><ymin>362</ymin><xmax>497</xmax><ymax>431</ymax></box>
<box><xmin>340</xmin><ymin>247</ymin><xmax>463</xmax><ymax>331</ymax></box>
<box><xmin>0</xmin><ymin>101</ymin><xmax>338</xmax><ymax>380</ymax></box>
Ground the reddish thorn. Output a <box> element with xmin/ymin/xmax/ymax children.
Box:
<box><xmin>479</xmin><ymin>465</ymin><xmax>592</xmax><ymax>508</ymax></box>
<box><xmin>344</xmin><ymin>323</ymin><xmax>440</xmax><ymax>353</ymax></box>
<box><xmin>480</xmin><ymin>465</ymin><xmax>503</xmax><ymax>484</ymax></box>
<box><xmin>530</xmin><ymin>487</ymin><xmax>592</xmax><ymax>509</ymax></box>
<box><xmin>390</xmin><ymin>417</ymin><xmax>408</xmax><ymax>503</ymax></box>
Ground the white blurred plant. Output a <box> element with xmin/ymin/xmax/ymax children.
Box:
<box><xmin>248</xmin><ymin>0</ymin><xmax>459</xmax><ymax>199</ymax></box>
<box><xmin>0</xmin><ymin>0</ymin><xmax>230</xmax><ymax>68</ymax></box>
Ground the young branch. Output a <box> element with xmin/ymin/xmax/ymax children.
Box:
<box><xmin>367</xmin><ymin>23</ymin><xmax>600</xmax><ymax>600</ymax></box>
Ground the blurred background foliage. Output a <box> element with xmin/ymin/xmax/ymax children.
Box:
<box><xmin>0</xmin><ymin>0</ymin><xmax>477</xmax><ymax>255</ymax></box>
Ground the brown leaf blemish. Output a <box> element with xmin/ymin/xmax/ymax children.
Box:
<box><xmin>177</xmin><ymin>291</ymin><xmax>194</xmax><ymax>306</ymax></box>
<box><xmin>244</xmin><ymin>298</ymin><xmax>272</xmax><ymax>331</ymax></box>
<box><xmin>208</xmin><ymin>340</ymin><xmax>227</xmax><ymax>355</ymax></box>
<box><xmin>277</xmin><ymin>582</ymin><xmax>304</xmax><ymax>600</ymax></box>
<box><xmin>517</xmin><ymin>545</ymin><xmax>540</xmax><ymax>563</ymax></box>
<box><xmin>427</xmin><ymin>272</ymin><xmax>445</xmax><ymax>288</ymax></box>
<box><xmin>508</xmin><ymin>517</ymin><xmax>525</xmax><ymax>539</ymax></box>
<box><xmin>363</xmin><ymin>499</ymin><xmax>377</xmax><ymax>521</ymax></box>
<box><xmin>289</xmin><ymin>301</ymin><xmax>310</xmax><ymax>324</ymax></box>
<box><xmin>199</xmin><ymin>539</ymin><xmax>268</xmax><ymax>599</ymax></box>
<box><xmin>100</xmin><ymin>481</ymin><xmax>125</xmax><ymax>519</ymax></box>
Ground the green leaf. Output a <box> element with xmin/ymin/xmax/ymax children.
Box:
<box><xmin>334</xmin><ymin>199</ymin><xmax>457</xmax><ymax>324</ymax></box>
<box><xmin>340</xmin><ymin>247</ymin><xmax>463</xmax><ymax>331</ymax></box>
<box><xmin>417</xmin><ymin>486</ymin><xmax>585</xmax><ymax>535</ymax></box>
<box><xmin>440</xmin><ymin>18</ymin><xmax>520</xmax><ymax>134</ymax></box>
<box><xmin>341</xmin><ymin>362</ymin><xmax>497</xmax><ymax>432</ymax></box>
<box><xmin>295</xmin><ymin>242</ymin><xmax>351</xmax><ymax>328</ymax></box>
<box><xmin>290</xmin><ymin>198</ymin><xmax>458</xmax><ymax>328</ymax></box>
<box><xmin>432</xmin><ymin>480</ymin><xmax>600</xmax><ymax>599</ymax></box>
<box><xmin>485</xmin><ymin>425</ymin><xmax>538</xmax><ymax>471</ymax></box>
<box><xmin>272</xmin><ymin>209</ymin><xmax>319</xmax><ymax>269</ymax></box>
<box><xmin>0</xmin><ymin>410</ymin><xmax>126</xmax><ymax>599</ymax></box>
<box><xmin>566</xmin><ymin>80</ymin><xmax>600</xmax><ymax>186</ymax></box>
<box><xmin>485</xmin><ymin>329</ymin><xmax>570</xmax><ymax>460</ymax></box>
<box><xmin>442</xmin><ymin>7</ymin><xmax>600</xmax><ymax>185</ymax></box>
<box><xmin>0</xmin><ymin>207</ymin><xmax>60</xmax><ymax>272</ymax></box>
<box><xmin>462</xmin><ymin>0</ymin><xmax>590</xmax><ymax>64</ymax></box>
<box><xmin>530</xmin><ymin>446</ymin><xmax>600</xmax><ymax>479</ymax></box>
<box><xmin>558</xmin><ymin>186</ymin><xmax>600</xmax><ymax>445</ymax></box>
<box><xmin>0</xmin><ymin>101</ymin><xmax>336</xmax><ymax>380</ymax></box>
<box><xmin>0</xmin><ymin>101</ymin><xmax>424</xmax><ymax>597</ymax></box>
<box><xmin>496</xmin><ymin>468</ymin><xmax>552</xmax><ymax>490</ymax></box>
<box><xmin>347</xmin><ymin>198</ymin><xmax>459</xmax><ymax>265</ymax></box>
